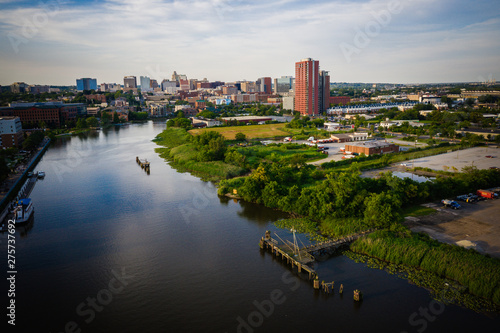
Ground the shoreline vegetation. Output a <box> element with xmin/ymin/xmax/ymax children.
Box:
<box><xmin>154</xmin><ymin>126</ymin><xmax>500</xmax><ymax>309</ymax></box>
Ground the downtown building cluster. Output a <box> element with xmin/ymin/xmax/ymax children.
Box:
<box><xmin>1</xmin><ymin>58</ymin><xmax>337</xmax><ymax>148</ymax></box>
<box><xmin>91</xmin><ymin>58</ymin><xmax>332</xmax><ymax>116</ymax></box>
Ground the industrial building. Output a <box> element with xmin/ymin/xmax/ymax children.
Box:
<box><xmin>345</xmin><ymin>141</ymin><xmax>399</xmax><ymax>156</ymax></box>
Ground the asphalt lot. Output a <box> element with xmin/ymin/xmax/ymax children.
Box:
<box><xmin>404</xmin><ymin>198</ymin><xmax>500</xmax><ymax>258</ymax></box>
<box><xmin>409</xmin><ymin>146</ymin><xmax>500</xmax><ymax>171</ymax></box>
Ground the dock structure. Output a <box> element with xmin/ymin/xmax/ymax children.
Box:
<box><xmin>302</xmin><ymin>230</ymin><xmax>374</xmax><ymax>257</ymax></box>
<box><xmin>136</xmin><ymin>157</ymin><xmax>150</xmax><ymax>173</ymax></box>
<box><xmin>259</xmin><ymin>229</ymin><xmax>374</xmax><ymax>286</ymax></box>
<box><xmin>19</xmin><ymin>176</ymin><xmax>37</xmax><ymax>200</ymax></box>
<box><xmin>260</xmin><ymin>230</ymin><xmax>317</xmax><ymax>280</ymax></box>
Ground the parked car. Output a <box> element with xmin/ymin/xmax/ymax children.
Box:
<box><xmin>442</xmin><ymin>199</ymin><xmax>461</xmax><ymax>209</ymax></box>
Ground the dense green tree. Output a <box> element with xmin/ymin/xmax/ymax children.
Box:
<box><xmin>0</xmin><ymin>156</ymin><xmax>9</xmax><ymax>181</ymax></box>
<box><xmin>166</xmin><ymin>117</ymin><xmax>191</xmax><ymax>129</ymax></box>
<box><xmin>112</xmin><ymin>111</ymin><xmax>119</xmax><ymax>123</ymax></box>
<box><xmin>197</xmin><ymin>110</ymin><xmax>217</xmax><ymax>119</ymax></box>
<box><xmin>363</xmin><ymin>192</ymin><xmax>401</xmax><ymax>228</ymax></box>
<box><xmin>76</xmin><ymin>118</ymin><xmax>88</xmax><ymax>129</ymax></box>
<box><xmin>22</xmin><ymin>131</ymin><xmax>44</xmax><ymax>150</ymax></box>
<box><xmin>86</xmin><ymin>116</ymin><xmax>99</xmax><ymax>128</ymax></box>
<box><xmin>235</xmin><ymin>132</ymin><xmax>246</xmax><ymax>141</ymax></box>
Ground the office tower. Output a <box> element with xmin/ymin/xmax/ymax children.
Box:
<box><xmin>124</xmin><ymin>76</ymin><xmax>137</xmax><ymax>89</ymax></box>
<box><xmin>274</xmin><ymin>76</ymin><xmax>294</xmax><ymax>93</ymax></box>
<box><xmin>257</xmin><ymin>77</ymin><xmax>272</xmax><ymax>94</ymax></box>
<box><xmin>76</xmin><ymin>78</ymin><xmax>97</xmax><ymax>91</ymax></box>
<box><xmin>140</xmin><ymin>76</ymin><xmax>152</xmax><ymax>92</ymax></box>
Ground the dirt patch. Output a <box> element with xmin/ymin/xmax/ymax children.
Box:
<box><xmin>403</xmin><ymin>199</ymin><xmax>500</xmax><ymax>258</ymax></box>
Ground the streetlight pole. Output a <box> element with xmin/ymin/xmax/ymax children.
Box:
<box><xmin>412</xmin><ymin>140</ymin><xmax>417</xmax><ymax>180</ymax></box>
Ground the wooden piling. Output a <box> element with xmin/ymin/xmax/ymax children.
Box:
<box><xmin>313</xmin><ymin>277</ymin><xmax>320</xmax><ymax>290</ymax></box>
<box><xmin>354</xmin><ymin>289</ymin><xmax>362</xmax><ymax>301</ymax></box>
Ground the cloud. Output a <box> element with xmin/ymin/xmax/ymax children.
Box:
<box><xmin>0</xmin><ymin>0</ymin><xmax>499</xmax><ymax>84</ymax></box>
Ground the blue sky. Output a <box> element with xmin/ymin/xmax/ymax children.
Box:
<box><xmin>0</xmin><ymin>0</ymin><xmax>499</xmax><ymax>85</ymax></box>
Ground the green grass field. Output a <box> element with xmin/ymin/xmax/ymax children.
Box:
<box><xmin>401</xmin><ymin>205</ymin><xmax>437</xmax><ymax>217</ymax></box>
<box><xmin>189</xmin><ymin>123</ymin><xmax>289</xmax><ymax>140</ymax></box>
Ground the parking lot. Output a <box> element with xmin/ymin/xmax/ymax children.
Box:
<box><xmin>409</xmin><ymin>146</ymin><xmax>499</xmax><ymax>171</ymax></box>
<box><xmin>404</xmin><ymin>198</ymin><xmax>500</xmax><ymax>258</ymax></box>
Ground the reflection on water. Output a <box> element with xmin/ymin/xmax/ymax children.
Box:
<box><xmin>392</xmin><ymin>171</ymin><xmax>435</xmax><ymax>183</ymax></box>
<box><xmin>1</xmin><ymin>121</ymin><xmax>496</xmax><ymax>333</ymax></box>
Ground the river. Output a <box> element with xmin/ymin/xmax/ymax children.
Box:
<box><xmin>1</xmin><ymin>121</ymin><xmax>498</xmax><ymax>332</ymax></box>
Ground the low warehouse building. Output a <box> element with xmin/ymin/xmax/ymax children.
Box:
<box><xmin>345</xmin><ymin>141</ymin><xmax>399</xmax><ymax>156</ymax></box>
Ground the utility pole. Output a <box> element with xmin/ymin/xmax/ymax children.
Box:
<box><xmin>412</xmin><ymin>140</ymin><xmax>417</xmax><ymax>180</ymax></box>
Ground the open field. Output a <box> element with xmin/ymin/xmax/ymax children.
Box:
<box><xmin>404</xmin><ymin>199</ymin><xmax>500</xmax><ymax>258</ymax></box>
<box><xmin>189</xmin><ymin>123</ymin><xmax>289</xmax><ymax>140</ymax></box>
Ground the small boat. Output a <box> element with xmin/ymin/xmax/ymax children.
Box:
<box><xmin>14</xmin><ymin>198</ymin><xmax>34</xmax><ymax>224</ymax></box>
<box><xmin>37</xmin><ymin>171</ymin><xmax>45</xmax><ymax>178</ymax></box>
<box><xmin>27</xmin><ymin>171</ymin><xmax>34</xmax><ymax>177</ymax></box>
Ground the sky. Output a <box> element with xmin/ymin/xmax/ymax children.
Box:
<box><xmin>0</xmin><ymin>0</ymin><xmax>499</xmax><ymax>86</ymax></box>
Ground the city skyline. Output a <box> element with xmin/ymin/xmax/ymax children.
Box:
<box><xmin>0</xmin><ymin>0</ymin><xmax>499</xmax><ymax>86</ymax></box>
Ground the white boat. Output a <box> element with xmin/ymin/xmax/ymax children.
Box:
<box><xmin>14</xmin><ymin>198</ymin><xmax>34</xmax><ymax>224</ymax></box>
<box><xmin>37</xmin><ymin>171</ymin><xmax>45</xmax><ymax>178</ymax></box>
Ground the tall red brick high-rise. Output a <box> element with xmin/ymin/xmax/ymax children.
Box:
<box><xmin>294</xmin><ymin>58</ymin><xmax>319</xmax><ymax>116</ymax></box>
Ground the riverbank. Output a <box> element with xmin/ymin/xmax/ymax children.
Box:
<box><xmin>153</xmin><ymin>127</ymin><xmax>246</xmax><ymax>181</ymax></box>
<box><xmin>350</xmin><ymin>230</ymin><xmax>500</xmax><ymax>308</ymax></box>
<box><xmin>154</xmin><ymin>126</ymin><xmax>500</xmax><ymax>307</ymax></box>
<box><xmin>0</xmin><ymin>137</ymin><xmax>50</xmax><ymax>213</ymax></box>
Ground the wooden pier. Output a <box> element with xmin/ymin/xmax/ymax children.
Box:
<box><xmin>136</xmin><ymin>157</ymin><xmax>150</xmax><ymax>173</ymax></box>
<box><xmin>259</xmin><ymin>229</ymin><xmax>374</xmax><ymax>287</ymax></box>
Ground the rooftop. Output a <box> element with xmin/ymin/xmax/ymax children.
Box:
<box><xmin>347</xmin><ymin>141</ymin><xmax>397</xmax><ymax>148</ymax></box>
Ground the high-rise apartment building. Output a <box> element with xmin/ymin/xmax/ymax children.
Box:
<box><xmin>318</xmin><ymin>70</ymin><xmax>330</xmax><ymax>114</ymax></box>
<box><xmin>294</xmin><ymin>58</ymin><xmax>330</xmax><ymax>116</ymax></box>
<box><xmin>124</xmin><ymin>76</ymin><xmax>137</xmax><ymax>89</ymax></box>
<box><xmin>76</xmin><ymin>78</ymin><xmax>97</xmax><ymax>91</ymax></box>
<box><xmin>294</xmin><ymin>58</ymin><xmax>319</xmax><ymax>116</ymax></box>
